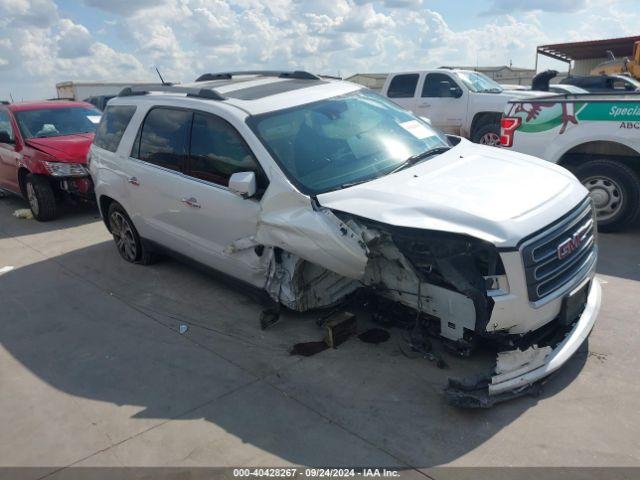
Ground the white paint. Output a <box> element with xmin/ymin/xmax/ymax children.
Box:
<box><xmin>317</xmin><ymin>139</ymin><xmax>588</xmax><ymax>248</ymax></box>
<box><xmin>0</xmin><ymin>266</ymin><xmax>15</xmax><ymax>275</ymax></box>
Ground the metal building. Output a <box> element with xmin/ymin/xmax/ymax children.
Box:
<box><xmin>536</xmin><ymin>35</ymin><xmax>640</xmax><ymax>75</ymax></box>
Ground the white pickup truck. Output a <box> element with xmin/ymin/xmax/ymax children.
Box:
<box><xmin>501</xmin><ymin>93</ymin><xmax>640</xmax><ymax>231</ymax></box>
<box><xmin>380</xmin><ymin>68</ymin><xmax>546</xmax><ymax>144</ymax></box>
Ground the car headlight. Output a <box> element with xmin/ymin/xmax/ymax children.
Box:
<box><xmin>42</xmin><ymin>161</ymin><xmax>89</xmax><ymax>177</ymax></box>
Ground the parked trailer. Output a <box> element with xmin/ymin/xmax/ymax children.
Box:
<box><xmin>501</xmin><ymin>92</ymin><xmax>640</xmax><ymax>231</ymax></box>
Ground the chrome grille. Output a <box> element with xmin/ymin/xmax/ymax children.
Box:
<box><xmin>522</xmin><ymin>198</ymin><xmax>597</xmax><ymax>302</ymax></box>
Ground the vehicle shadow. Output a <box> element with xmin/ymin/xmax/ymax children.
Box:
<box><xmin>0</xmin><ymin>238</ymin><xmax>590</xmax><ymax>468</ymax></box>
<box><xmin>0</xmin><ymin>194</ymin><xmax>101</xmax><ymax>240</ymax></box>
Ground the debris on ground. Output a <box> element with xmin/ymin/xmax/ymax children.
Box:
<box><xmin>290</xmin><ymin>310</ymin><xmax>357</xmax><ymax>356</ymax></box>
<box><xmin>358</xmin><ymin>328</ymin><xmax>390</xmax><ymax>344</ymax></box>
<box><xmin>260</xmin><ymin>307</ymin><xmax>281</xmax><ymax>330</ymax></box>
<box><xmin>179</xmin><ymin>324</ymin><xmax>188</xmax><ymax>334</ymax></box>
<box><xmin>290</xmin><ymin>341</ymin><xmax>329</xmax><ymax>357</ymax></box>
<box><xmin>12</xmin><ymin>209</ymin><xmax>33</xmax><ymax>219</ymax></box>
<box><xmin>322</xmin><ymin>311</ymin><xmax>357</xmax><ymax>348</ymax></box>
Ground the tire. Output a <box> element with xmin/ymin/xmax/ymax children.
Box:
<box><xmin>25</xmin><ymin>174</ymin><xmax>57</xmax><ymax>221</ymax></box>
<box><xmin>573</xmin><ymin>159</ymin><xmax>640</xmax><ymax>232</ymax></box>
<box><xmin>107</xmin><ymin>202</ymin><xmax>156</xmax><ymax>265</ymax></box>
<box><xmin>472</xmin><ymin>122</ymin><xmax>501</xmax><ymax>146</ymax></box>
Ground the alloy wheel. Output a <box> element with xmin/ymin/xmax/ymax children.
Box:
<box><xmin>110</xmin><ymin>211</ymin><xmax>138</xmax><ymax>262</ymax></box>
<box><xmin>479</xmin><ymin>132</ymin><xmax>501</xmax><ymax>146</ymax></box>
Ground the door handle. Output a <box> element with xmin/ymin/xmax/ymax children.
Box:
<box><xmin>128</xmin><ymin>176</ymin><xmax>140</xmax><ymax>186</ymax></box>
<box><xmin>181</xmin><ymin>197</ymin><xmax>201</xmax><ymax>208</ymax></box>
<box><xmin>419</xmin><ymin>103</ymin><xmax>431</xmax><ymax>108</ymax></box>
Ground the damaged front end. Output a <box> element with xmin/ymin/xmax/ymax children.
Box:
<box><xmin>254</xmin><ymin>199</ymin><xmax>599</xmax><ymax>407</ymax></box>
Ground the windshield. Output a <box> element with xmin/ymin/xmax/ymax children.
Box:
<box><xmin>456</xmin><ymin>71</ymin><xmax>503</xmax><ymax>93</ymax></box>
<box><xmin>248</xmin><ymin>90</ymin><xmax>450</xmax><ymax>194</ymax></box>
<box><xmin>620</xmin><ymin>76</ymin><xmax>640</xmax><ymax>89</ymax></box>
<box><xmin>15</xmin><ymin>107</ymin><xmax>102</xmax><ymax>139</ymax></box>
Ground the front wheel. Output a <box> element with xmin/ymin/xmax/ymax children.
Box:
<box><xmin>25</xmin><ymin>174</ymin><xmax>57</xmax><ymax>221</ymax></box>
<box><xmin>107</xmin><ymin>202</ymin><xmax>156</xmax><ymax>264</ymax></box>
<box><xmin>472</xmin><ymin>123</ymin><xmax>501</xmax><ymax>146</ymax></box>
<box><xmin>573</xmin><ymin>159</ymin><xmax>640</xmax><ymax>232</ymax></box>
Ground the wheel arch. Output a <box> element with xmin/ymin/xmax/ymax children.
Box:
<box><xmin>557</xmin><ymin>140</ymin><xmax>640</xmax><ymax>177</ymax></box>
<box><xmin>17</xmin><ymin>166</ymin><xmax>30</xmax><ymax>198</ymax></box>
<box><xmin>470</xmin><ymin>111</ymin><xmax>502</xmax><ymax>139</ymax></box>
<box><xmin>98</xmin><ymin>194</ymin><xmax>116</xmax><ymax>232</ymax></box>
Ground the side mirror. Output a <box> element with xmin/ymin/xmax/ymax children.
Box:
<box><xmin>450</xmin><ymin>87</ymin><xmax>463</xmax><ymax>98</ymax></box>
<box><xmin>0</xmin><ymin>131</ymin><xmax>13</xmax><ymax>144</ymax></box>
<box><xmin>229</xmin><ymin>171</ymin><xmax>257</xmax><ymax>198</ymax></box>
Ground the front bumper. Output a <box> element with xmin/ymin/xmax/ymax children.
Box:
<box><xmin>489</xmin><ymin>277</ymin><xmax>601</xmax><ymax>395</ymax></box>
<box><xmin>59</xmin><ymin>176</ymin><xmax>94</xmax><ymax>197</ymax></box>
<box><xmin>446</xmin><ymin>278</ymin><xmax>601</xmax><ymax>407</ymax></box>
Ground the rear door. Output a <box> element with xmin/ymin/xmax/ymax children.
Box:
<box><xmin>0</xmin><ymin>110</ymin><xmax>20</xmax><ymax>193</ymax></box>
<box><xmin>385</xmin><ymin>73</ymin><xmax>420</xmax><ymax>112</ymax></box>
<box><xmin>416</xmin><ymin>73</ymin><xmax>466</xmax><ymax>133</ymax></box>
<box><xmin>126</xmin><ymin>107</ymin><xmax>194</xmax><ymax>254</ymax></box>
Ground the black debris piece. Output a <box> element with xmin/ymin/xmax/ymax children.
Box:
<box><xmin>322</xmin><ymin>311</ymin><xmax>357</xmax><ymax>348</ymax></box>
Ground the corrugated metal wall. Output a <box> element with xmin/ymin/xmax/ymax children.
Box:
<box><xmin>573</xmin><ymin>58</ymin><xmax>607</xmax><ymax>75</ymax></box>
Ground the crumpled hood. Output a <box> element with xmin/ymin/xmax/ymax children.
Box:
<box><xmin>316</xmin><ymin>139</ymin><xmax>589</xmax><ymax>248</ymax></box>
<box><xmin>26</xmin><ymin>133</ymin><xmax>94</xmax><ymax>163</ymax></box>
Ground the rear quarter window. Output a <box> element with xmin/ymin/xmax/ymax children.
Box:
<box><xmin>387</xmin><ymin>74</ymin><xmax>419</xmax><ymax>98</ymax></box>
<box><xmin>94</xmin><ymin>105</ymin><xmax>137</xmax><ymax>152</ymax></box>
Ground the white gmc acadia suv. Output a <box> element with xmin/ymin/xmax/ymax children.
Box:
<box><xmin>89</xmin><ymin>71</ymin><xmax>601</xmax><ymax>407</ymax></box>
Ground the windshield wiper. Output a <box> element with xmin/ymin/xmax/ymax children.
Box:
<box><xmin>389</xmin><ymin>146</ymin><xmax>451</xmax><ymax>174</ymax></box>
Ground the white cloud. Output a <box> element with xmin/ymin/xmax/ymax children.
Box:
<box><xmin>484</xmin><ymin>0</ymin><xmax>588</xmax><ymax>14</ymax></box>
<box><xmin>0</xmin><ymin>0</ymin><xmax>150</xmax><ymax>99</ymax></box>
<box><xmin>1</xmin><ymin>0</ymin><xmax>638</xmax><ymax>100</ymax></box>
<box><xmin>82</xmin><ymin>0</ymin><xmax>167</xmax><ymax>15</ymax></box>
<box><xmin>57</xmin><ymin>19</ymin><xmax>94</xmax><ymax>58</ymax></box>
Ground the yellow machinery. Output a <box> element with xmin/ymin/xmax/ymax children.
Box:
<box><xmin>591</xmin><ymin>41</ymin><xmax>640</xmax><ymax>80</ymax></box>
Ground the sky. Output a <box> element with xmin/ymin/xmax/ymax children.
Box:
<box><xmin>0</xmin><ymin>0</ymin><xmax>638</xmax><ymax>100</ymax></box>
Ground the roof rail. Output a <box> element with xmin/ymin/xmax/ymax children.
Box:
<box><xmin>195</xmin><ymin>70</ymin><xmax>320</xmax><ymax>82</ymax></box>
<box><xmin>118</xmin><ymin>85</ymin><xmax>226</xmax><ymax>101</ymax></box>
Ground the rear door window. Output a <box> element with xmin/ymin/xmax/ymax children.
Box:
<box><xmin>387</xmin><ymin>74</ymin><xmax>419</xmax><ymax>98</ymax></box>
<box><xmin>133</xmin><ymin>108</ymin><xmax>192</xmax><ymax>172</ymax></box>
<box><xmin>93</xmin><ymin>105</ymin><xmax>136</xmax><ymax>152</ymax></box>
<box><xmin>188</xmin><ymin>113</ymin><xmax>265</xmax><ymax>188</ymax></box>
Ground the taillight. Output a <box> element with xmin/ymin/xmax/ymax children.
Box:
<box><xmin>500</xmin><ymin>117</ymin><xmax>522</xmax><ymax>147</ymax></box>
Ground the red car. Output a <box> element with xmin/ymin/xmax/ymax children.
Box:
<box><xmin>0</xmin><ymin>100</ymin><xmax>101</xmax><ymax>220</ymax></box>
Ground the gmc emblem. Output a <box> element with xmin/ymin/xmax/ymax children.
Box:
<box><xmin>557</xmin><ymin>223</ymin><xmax>590</xmax><ymax>260</ymax></box>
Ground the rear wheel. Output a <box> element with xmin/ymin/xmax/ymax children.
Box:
<box><xmin>573</xmin><ymin>159</ymin><xmax>640</xmax><ymax>232</ymax></box>
<box><xmin>473</xmin><ymin>123</ymin><xmax>501</xmax><ymax>146</ymax></box>
<box><xmin>107</xmin><ymin>202</ymin><xmax>156</xmax><ymax>264</ymax></box>
<box><xmin>25</xmin><ymin>174</ymin><xmax>57</xmax><ymax>221</ymax></box>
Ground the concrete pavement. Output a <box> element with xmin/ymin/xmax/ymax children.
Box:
<box><xmin>0</xmin><ymin>195</ymin><xmax>639</xmax><ymax>474</ymax></box>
